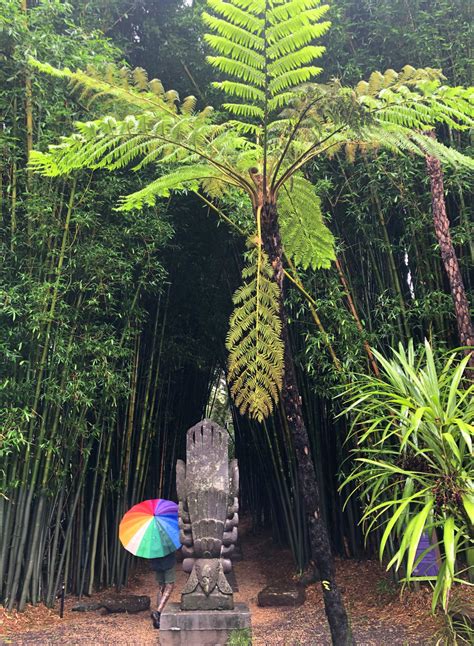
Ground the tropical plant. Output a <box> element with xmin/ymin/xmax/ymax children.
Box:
<box><xmin>435</xmin><ymin>595</ymin><xmax>474</xmax><ymax>645</ymax></box>
<box><xmin>348</xmin><ymin>71</ymin><xmax>474</xmax><ymax>366</ymax></box>
<box><xmin>28</xmin><ymin>1</ymin><xmax>474</xmax><ymax>641</ymax></box>
<box><xmin>341</xmin><ymin>340</ymin><xmax>473</xmax><ymax>612</ymax></box>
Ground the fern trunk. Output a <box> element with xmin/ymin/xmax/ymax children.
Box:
<box><xmin>260</xmin><ymin>201</ymin><xmax>354</xmax><ymax>646</ymax></box>
<box><xmin>425</xmin><ymin>138</ymin><xmax>474</xmax><ymax>371</ymax></box>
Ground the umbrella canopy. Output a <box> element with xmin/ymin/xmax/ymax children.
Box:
<box><xmin>119</xmin><ymin>498</ymin><xmax>180</xmax><ymax>558</ymax></box>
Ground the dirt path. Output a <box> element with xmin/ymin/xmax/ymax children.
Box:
<box><xmin>1</xmin><ymin>531</ymin><xmax>440</xmax><ymax>645</ymax></box>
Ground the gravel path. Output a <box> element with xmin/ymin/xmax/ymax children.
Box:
<box><xmin>1</xmin><ymin>530</ymin><xmax>439</xmax><ymax>645</ymax></box>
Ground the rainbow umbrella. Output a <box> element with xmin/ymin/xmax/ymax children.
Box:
<box><xmin>119</xmin><ymin>499</ymin><xmax>180</xmax><ymax>559</ymax></box>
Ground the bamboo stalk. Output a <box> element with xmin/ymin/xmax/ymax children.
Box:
<box><xmin>334</xmin><ymin>256</ymin><xmax>380</xmax><ymax>376</ymax></box>
<box><xmin>283</xmin><ymin>257</ymin><xmax>342</xmax><ymax>370</ymax></box>
<box><xmin>87</xmin><ymin>431</ymin><xmax>113</xmax><ymax>596</ymax></box>
<box><xmin>7</xmin><ymin>181</ymin><xmax>77</xmax><ymax>610</ymax></box>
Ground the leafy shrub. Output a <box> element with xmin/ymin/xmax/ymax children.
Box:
<box><xmin>341</xmin><ymin>340</ymin><xmax>473</xmax><ymax>611</ymax></box>
<box><xmin>226</xmin><ymin>628</ymin><xmax>252</xmax><ymax>646</ymax></box>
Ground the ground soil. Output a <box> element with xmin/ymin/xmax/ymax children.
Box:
<box><xmin>0</xmin><ymin>527</ymin><xmax>454</xmax><ymax>645</ymax></box>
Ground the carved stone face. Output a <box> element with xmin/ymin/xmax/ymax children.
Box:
<box><xmin>195</xmin><ymin>559</ymin><xmax>219</xmax><ymax>597</ymax></box>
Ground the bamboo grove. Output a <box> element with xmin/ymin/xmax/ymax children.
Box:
<box><xmin>0</xmin><ymin>0</ymin><xmax>235</xmax><ymax>609</ymax></box>
<box><xmin>1</xmin><ymin>0</ymin><xmax>472</xmax><ymax>632</ymax></box>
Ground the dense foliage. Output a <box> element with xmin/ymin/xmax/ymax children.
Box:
<box><xmin>0</xmin><ymin>0</ymin><xmax>472</xmax><ymax>632</ymax></box>
<box><xmin>0</xmin><ymin>0</ymin><xmax>233</xmax><ymax>610</ymax></box>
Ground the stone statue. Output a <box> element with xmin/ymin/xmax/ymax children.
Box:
<box><xmin>176</xmin><ymin>419</ymin><xmax>239</xmax><ymax>611</ymax></box>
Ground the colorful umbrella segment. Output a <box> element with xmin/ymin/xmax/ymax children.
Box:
<box><xmin>119</xmin><ymin>499</ymin><xmax>180</xmax><ymax>559</ymax></box>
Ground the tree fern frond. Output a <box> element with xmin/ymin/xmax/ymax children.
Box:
<box><xmin>223</xmin><ymin>103</ymin><xmax>264</xmax><ymax>118</ymax></box>
<box><xmin>410</xmin><ymin>132</ymin><xmax>474</xmax><ymax>170</ymax></box>
<box><xmin>268</xmin><ymin>0</ymin><xmax>327</xmax><ymax>21</ymax></box>
<box><xmin>292</xmin><ymin>69</ymin><xmax>473</xmax><ymax>173</ymax></box>
<box><xmin>29</xmin><ymin>58</ymin><xmax>172</xmax><ymax>114</ymax></box>
<box><xmin>267</xmin><ymin>92</ymin><xmax>297</xmax><ymax>111</ymax></box>
<box><xmin>116</xmin><ymin>164</ymin><xmax>225</xmax><ymax>210</ymax></box>
<box><xmin>226</xmin><ymin>241</ymin><xmax>284</xmax><ymax>421</ymax></box>
<box><xmin>355</xmin><ymin>67</ymin><xmax>473</xmax><ymax>131</ymax></box>
<box><xmin>267</xmin><ymin>5</ymin><xmax>330</xmax><ymax>38</ymax></box>
<box><xmin>354</xmin><ymin>124</ymin><xmax>474</xmax><ymax>170</ymax></box>
<box><xmin>229</xmin><ymin>0</ymin><xmax>265</xmax><ymax>9</ymax></box>
<box><xmin>212</xmin><ymin>80</ymin><xmax>265</xmax><ymax>102</ymax></box>
<box><xmin>382</xmin><ymin>69</ymin><xmax>399</xmax><ymax>87</ymax></box>
<box><xmin>132</xmin><ymin>67</ymin><xmax>148</xmax><ymax>90</ymax></box>
<box><xmin>207</xmin><ymin>56</ymin><xmax>265</xmax><ymax>85</ymax></box>
<box><xmin>149</xmin><ymin>78</ymin><xmax>165</xmax><ymax>96</ymax></box>
<box><xmin>28</xmin><ymin>100</ymin><xmax>250</xmax><ymax>189</ymax></box>
<box><xmin>267</xmin><ymin>23</ymin><xmax>330</xmax><ymax>57</ymax></box>
<box><xmin>368</xmin><ymin>71</ymin><xmax>385</xmax><ymax>95</ymax></box>
<box><xmin>355</xmin><ymin>80</ymin><xmax>369</xmax><ymax>96</ymax></box>
<box><xmin>226</xmin><ymin>119</ymin><xmax>263</xmax><ymax>135</ymax></box>
<box><xmin>206</xmin><ymin>0</ymin><xmax>263</xmax><ymax>32</ymax></box>
<box><xmin>29</xmin><ymin>150</ymin><xmax>61</xmax><ymax>177</ymax></box>
<box><xmin>268</xmin><ymin>46</ymin><xmax>325</xmax><ymax>76</ymax></box>
<box><xmin>202</xmin><ymin>13</ymin><xmax>264</xmax><ymax>49</ymax></box>
<box><xmin>269</xmin><ymin>67</ymin><xmax>322</xmax><ymax>94</ymax></box>
<box><xmin>204</xmin><ymin>34</ymin><xmax>264</xmax><ymax>67</ymax></box>
<box><xmin>201</xmin><ymin>176</ymin><xmax>230</xmax><ymax>198</ymax></box>
<box><xmin>278</xmin><ymin>175</ymin><xmax>335</xmax><ymax>270</ymax></box>
<box><xmin>399</xmin><ymin>64</ymin><xmax>417</xmax><ymax>82</ymax></box>
<box><xmin>182</xmin><ymin>95</ymin><xmax>198</xmax><ymax>114</ymax></box>
<box><xmin>205</xmin><ymin>0</ymin><xmax>329</xmax><ymax>131</ymax></box>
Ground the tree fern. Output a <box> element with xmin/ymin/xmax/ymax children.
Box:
<box><xmin>226</xmin><ymin>239</ymin><xmax>284</xmax><ymax>421</ymax></box>
<box><xmin>29</xmin><ymin>9</ymin><xmax>473</xmax><ymax>426</ymax></box>
<box><xmin>288</xmin><ymin>68</ymin><xmax>474</xmax><ymax>174</ymax></box>
<box><xmin>30</xmin><ymin>60</ymin><xmax>178</xmax><ymax>113</ymax></box>
<box><xmin>352</xmin><ymin>68</ymin><xmax>474</xmax><ymax>168</ymax></box>
<box><xmin>278</xmin><ymin>175</ymin><xmax>335</xmax><ymax>270</ymax></box>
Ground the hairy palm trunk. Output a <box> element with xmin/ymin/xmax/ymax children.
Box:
<box><xmin>260</xmin><ymin>200</ymin><xmax>353</xmax><ymax>645</ymax></box>
<box><xmin>425</xmin><ymin>147</ymin><xmax>473</xmax><ymax>370</ymax></box>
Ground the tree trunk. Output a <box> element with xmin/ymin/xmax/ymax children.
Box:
<box><xmin>425</xmin><ymin>144</ymin><xmax>474</xmax><ymax>371</ymax></box>
<box><xmin>260</xmin><ymin>200</ymin><xmax>354</xmax><ymax>645</ymax></box>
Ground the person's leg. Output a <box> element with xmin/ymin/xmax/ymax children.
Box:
<box><xmin>156</xmin><ymin>582</ymin><xmax>174</xmax><ymax>613</ymax></box>
<box><xmin>156</xmin><ymin>584</ymin><xmax>165</xmax><ymax>609</ymax></box>
<box><xmin>151</xmin><ymin>566</ymin><xmax>175</xmax><ymax>627</ymax></box>
<box><xmin>155</xmin><ymin>571</ymin><xmax>165</xmax><ymax>606</ymax></box>
<box><xmin>151</xmin><ymin>572</ymin><xmax>165</xmax><ymax>628</ymax></box>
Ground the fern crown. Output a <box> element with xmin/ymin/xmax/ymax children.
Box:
<box><xmin>29</xmin><ymin>3</ymin><xmax>474</xmax><ymax>422</ymax></box>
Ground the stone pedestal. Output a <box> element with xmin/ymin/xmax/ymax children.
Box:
<box><xmin>159</xmin><ymin>602</ymin><xmax>251</xmax><ymax>646</ymax></box>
